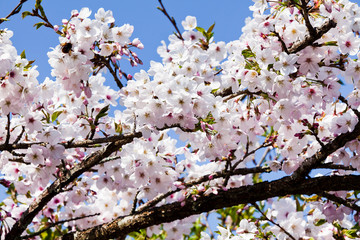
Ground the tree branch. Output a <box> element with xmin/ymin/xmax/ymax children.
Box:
<box><xmin>252</xmin><ymin>202</ymin><xmax>296</xmax><ymax>240</ymax></box>
<box><xmin>60</xmin><ymin>174</ymin><xmax>360</xmax><ymax>240</ymax></box>
<box><xmin>157</xmin><ymin>0</ymin><xmax>184</xmax><ymax>41</ymax></box>
<box><xmin>290</xmin><ymin>115</ymin><xmax>360</xmax><ymax>181</ymax></box>
<box><xmin>5</xmin><ymin>132</ymin><xmax>142</xmax><ymax>240</ymax></box>
<box><xmin>136</xmin><ymin>166</ymin><xmax>270</xmax><ymax>213</ymax></box>
<box><xmin>320</xmin><ymin>192</ymin><xmax>360</xmax><ymax>213</ymax></box>
<box><xmin>4</xmin><ymin>114</ymin><xmax>11</xmax><ymax>146</ymax></box>
<box><xmin>20</xmin><ymin>213</ymin><xmax>100</xmax><ymax>239</ymax></box>
<box><xmin>0</xmin><ymin>0</ymin><xmax>28</xmax><ymax>24</ymax></box>
<box><xmin>288</xmin><ymin>18</ymin><xmax>336</xmax><ymax>54</ymax></box>
<box><xmin>0</xmin><ymin>134</ymin><xmax>132</xmax><ymax>152</ymax></box>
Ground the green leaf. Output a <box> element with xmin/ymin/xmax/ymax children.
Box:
<box><xmin>51</xmin><ymin>111</ymin><xmax>63</xmax><ymax>122</ymax></box>
<box><xmin>38</xmin><ymin>4</ymin><xmax>46</xmax><ymax>18</ymax></box>
<box><xmin>20</xmin><ymin>50</ymin><xmax>26</xmax><ymax>59</ymax></box>
<box><xmin>324</xmin><ymin>41</ymin><xmax>337</xmax><ymax>46</ymax></box>
<box><xmin>114</xmin><ymin>122</ymin><xmax>123</xmax><ymax>134</ymax></box>
<box><xmin>34</xmin><ymin>22</ymin><xmax>45</xmax><ymax>29</ymax></box>
<box><xmin>22</xmin><ymin>11</ymin><xmax>32</xmax><ymax>19</ymax></box>
<box><xmin>35</xmin><ymin>0</ymin><xmax>42</xmax><ymax>8</ymax></box>
<box><xmin>95</xmin><ymin>105</ymin><xmax>110</xmax><ymax>122</ymax></box>
<box><xmin>207</xmin><ymin>23</ymin><xmax>215</xmax><ymax>33</ymax></box>
<box><xmin>345</xmin><ymin>229</ymin><xmax>359</xmax><ymax>238</ymax></box>
<box><xmin>195</xmin><ymin>26</ymin><xmax>206</xmax><ymax>35</ymax></box>
<box><xmin>314</xmin><ymin>219</ymin><xmax>326</xmax><ymax>226</ymax></box>
<box><xmin>242</xmin><ymin>49</ymin><xmax>255</xmax><ymax>58</ymax></box>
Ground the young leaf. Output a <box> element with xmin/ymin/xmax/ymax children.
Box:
<box><xmin>207</xmin><ymin>23</ymin><xmax>215</xmax><ymax>33</ymax></box>
<box><xmin>22</xmin><ymin>11</ymin><xmax>32</xmax><ymax>19</ymax></box>
<box><xmin>20</xmin><ymin>50</ymin><xmax>26</xmax><ymax>59</ymax></box>
<box><xmin>34</xmin><ymin>22</ymin><xmax>45</xmax><ymax>29</ymax></box>
<box><xmin>95</xmin><ymin>105</ymin><xmax>110</xmax><ymax>122</ymax></box>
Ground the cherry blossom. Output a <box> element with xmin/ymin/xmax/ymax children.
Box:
<box><xmin>2</xmin><ymin>0</ymin><xmax>360</xmax><ymax>239</ymax></box>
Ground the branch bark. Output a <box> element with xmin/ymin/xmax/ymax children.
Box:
<box><xmin>0</xmin><ymin>134</ymin><xmax>132</xmax><ymax>152</ymax></box>
<box><xmin>0</xmin><ymin>0</ymin><xmax>28</xmax><ymax>24</ymax></box>
<box><xmin>288</xmin><ymin>18</ymin><xmax>336</xmax><ymax>54</ymax></box>
<box><xmin>60</xmin><ymin>174</ymin><xmax>360</xmax><ymax>240</ymax></box>
<box><xmin>5</xmin><ymin>132</ymin><xmax>142</xmax><ymax>240</ymax></box>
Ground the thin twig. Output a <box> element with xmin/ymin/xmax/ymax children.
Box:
<box><xmin>13</xmin><ymin>126</ymin><xmax>25</xmax><ymax>144</ymax></box>
<box><xmin>315</xmin><ymin>163</ymin><xmax>357</xmax><ymax>171</ymax></box>
<box><xmin>223</xmin><ymin>142</ymin><xmax>273</xmax><ymax>187</ymax></box>
<box><xmin>298</xmin><ymin>0</ymin><xmax>316</xmax><ymax>36</ymax></box>
<box><xmin>203</xmin><ymin>213</ymin><xmax>214</xmax><ymax>238</ymax></box>
<box><xmin>20</xmin><ymin>213</ymin><xmax>100</xmax><ymax>239</ymax></box>
<box><xmin>272</xmin><ymin>30</ymin><xmax>289</xmax><ymax>54</ymax></box>
<box><xmin>157</xmin><ymin>0</ymin><xmax>184</xmax><ymax>41</ymax></box>
<box><xmin>131</xmin><ymin>191</ymin><xmax>140</xmax><ymax>214</ymax></box>
<box><xmin>103</xmin><ymin>57</ymin><xmax>124</xmax><ymax>89</ymax></box>
<box><xmin>320</xmin><ymin>192</ymin><xmax>360</xmax><ymax>212</ymax></box>
<box><xmin>252</xmin><ymin>202</ymin><xmax>296</xmax><ymax>240</ymax></box>
<box><xmin>314</xmin><ymin>133</ymin><xmax>325</xmax><ymax>148</ymax></box>
<box><xmin>257</xmin><ymin>147</ymin><xmax>272</xmax><ymax>167</ymax></box>
<box><xmin>339</xmin><ymin>95</ymin><xmax>360</xmax><ymax>119</ymax></box>
<box><xmin>0</xmin><ymin>0</ymin><xmax>28</xmax><ymax>24</ymax></box>
<box><xmin>4</xmin><ymin>114</ymin><xmax>11</xmax><ymax>146</ymax></box>
<box><xmin>136</xmin><ymin>166</ymin><xmax>270</xmax><ymax>213</ymax></box>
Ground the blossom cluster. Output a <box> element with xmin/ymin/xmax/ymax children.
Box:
<box><xmin>48</xmin><ymin>7</ymin><xmax>142</xmax><ymax>97</ymax></box>
<box><xmin>1</xmin><ymin>0</ymin><xmax>360</xmax><ymax>239</ymax></box>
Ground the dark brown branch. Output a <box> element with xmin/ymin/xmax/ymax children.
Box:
<box><xmin>339</xmin><ymin>95</ymin><xmax>360</xmax><ymax>118</ymax></box>
<box><xmin>60</xmin><ymin>174</ymin><xmax>360</xmax><ymax>240</ymax></box>
<box><xmin>0</xmin><ymin>134</ymin><xmax>130</xmax><ymax>152</ymax></box>
<box><xmin>320</xmin><ymin>192</ymin><xmax>360</xmax><ymax>213</ymax></box>
<box><xmin>252</xmin><ymin>202</ymin><xmax>296</xmax><ymax>240</ymax></box>
<box><xmin>4</xmin><ymin>114</ymin><xmax>11</xmax><ymax>146</ymax></box>
<box><xmin>5</xmin><ymin>132</ymin><xmax>142</xmax><ymax>240</ymax></box>
<box><xmin>156</xmin><ymin>123</ymin><xmax>196</xmax><ymax>133</ymax></box>
<box><xmin>223</xmin><ymin>142</ymin><xmax>273</xmax><ymax>187</ymax></box>
<box><xmin>20</xmin><ymin>213</ymin><xmax>100</xmax><ymax>239</ymax></box>
<box><xmin>288</xmin><ymin>18</ymin><xmax>336</xmax><ymax>54</ymax></box>
<box><xmin>136</xmin><ymin>166</ymin><xmax>270</xmax><ymax>213</ymax></box>
<box><xmin>0</xmin><ymin>0</ymin><xmax>28</xmax><ymax>24</ymax></box>
<box><xmin>272</xmin><ymin>30</ymin><xmax>289</xmax><ymax>54</ymax></box>
<box><xmin>103</xmin><ymin>57</ymin><xmax>123</xmax><ymax>89</ymax></box>
<box><xmin>298</xmin><ymin>0</ymin><xmax>316</xmax><ymax>37</ymax></box>
<box><xmin>291</xmin><ymin>100</ymin><xmax>360</xmax><ymax>181</ymax></box>
<box><xmin>315</xmin><ymin>163</ymin><xmax>357</xmax><ymax>171</ymax></box>
<box><xmin>157</xmin><ymin>0</ymin><xmax>184</xmax><ymax>41</ymax></box>
<box><xmin>13</xmin><ymin>126</ymin><xmax>25</xmax><ymax>144</ymax></box>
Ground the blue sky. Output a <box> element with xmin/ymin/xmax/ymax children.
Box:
<box><xmin>0</xmin><ymin>0</ymin><xmax>253</xmax><ymax>82</ymax></box>
<box><xmin>1</xmin><ymin>0</ymin><xmax>360</xmax><ymax>236</ymax></box>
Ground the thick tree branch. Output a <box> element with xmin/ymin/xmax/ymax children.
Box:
<box><xmin>60</xmin><ymin>174</ymin><xmax>360</xmax><ymax>240</ymax></box>
<box><xmin>291</xmin><ymin>115</ymin><xmax>360</xmax><ymax>181</ymax></box>
<box><xmin>5</xmin><ymin>132</ymin><xmax>142</xmax><ymax>240</ymax></box>
<box><xmin>0</xmin><ymin>134</ymin><xmax>131</xmax><ymax>152</ymax></box>
<box><xmin>136</xmin><ymin>166</ymin><xmax>270</xmax><ymax>213</ymax></box>
<box><xmin>20</xmin><ymin>213</ymin><xmax>100</xmax><ymax>239</ymax></box>
<box><xmin>320</xmin><ymin>192</ymin><xmax>360</xmax><ymax>213</ymax></box>
<box><xmin>288</xmin><ymin>18</ymin><xmax>336</xmax><ymax>54</ymax></box>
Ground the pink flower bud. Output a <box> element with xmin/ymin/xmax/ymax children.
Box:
<box><xmin>137</xmin><ymin>43</ymin><xmax>144</xmax><ymax>49</ymax></box>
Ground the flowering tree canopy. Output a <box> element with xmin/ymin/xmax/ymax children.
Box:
<box><xmin>2</xmin><ymin>0</ymin><xmax>360</xmax><ymax>239</ymax></box>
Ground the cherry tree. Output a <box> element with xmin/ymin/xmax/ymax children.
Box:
<box><xmin>1</xmin><ymin>0</ymin><xmax>360</xmax><ymax>239</ymax></box>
